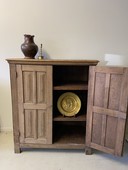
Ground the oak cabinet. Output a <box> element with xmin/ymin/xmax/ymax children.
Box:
<box><xmin>7</xmin><ymin>59</ymin><xmax>128</xmax><ymax>156</ymax></box>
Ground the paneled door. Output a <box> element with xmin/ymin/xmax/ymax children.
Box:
<box><xmin>16</xmin><ymin>65</ymin><xmax>52</xmax><ymax>144</ymax></box>
<box><xmin>86</xmin><ymin>66</ymin><xmax>128</xmax><ymax>156</ymax></box>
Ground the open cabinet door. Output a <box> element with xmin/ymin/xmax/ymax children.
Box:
<box><xmin>86</xmin><ymin>66</ymin><xmax>128</xmax><ymax>156</ymax></box>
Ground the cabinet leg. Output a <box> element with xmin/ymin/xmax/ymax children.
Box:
<box><xmin>85</xmin><ymin>147</ymin><xmax>92</xmax><ymax>155</ymax></box>
<box><xmin>14</xmin><ymin>145</ymin><xmax>21</xmax><ymax>153</ymax></box>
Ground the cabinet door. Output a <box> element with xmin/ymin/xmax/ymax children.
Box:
<box><xmin>17</xmin><ymin>65</ymin><xmax>52</xmax><ymax>144</ymax></box>
<box><xmin>86</xmin><ymin>66</ymin><xmax>128</xmax><ymax>156</ymax></box>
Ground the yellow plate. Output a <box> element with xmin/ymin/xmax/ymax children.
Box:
<box><xmin>57</xmin><ymin>92</ymin><xmax>81</xmax><ymax>117</ymax></box>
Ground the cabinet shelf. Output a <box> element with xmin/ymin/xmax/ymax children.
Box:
<box><xmin>53</xmin><ymin>82</ymin><xmax>88</xmax><ymax>90</ymax></box>
<box><xmin>53</xmin><ymin>114</ymin><xmax>86</xmax><ymax>121</ymax></box>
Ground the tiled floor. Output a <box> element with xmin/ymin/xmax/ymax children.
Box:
<box><xmin>0</xmin><ymin>132</ymin><xmax>128</xmax><ymax>170</ymax></box>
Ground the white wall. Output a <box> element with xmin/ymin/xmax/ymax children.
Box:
<box><xmin>0</xmin><ymin>0</ymin><xmax>128</xmax><ymax>131</ymax></box>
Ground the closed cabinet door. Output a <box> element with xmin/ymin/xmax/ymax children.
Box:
<box><xmin>16</xmin><ymin>65</ymin><xmax>52</xmax><ymax>144</ymax></box>
<box><xmin>86</xmin><ymin>66</ymin><xmax>128</xmax><ymax>156</ymax></box>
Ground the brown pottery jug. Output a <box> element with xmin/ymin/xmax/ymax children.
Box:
<box><xmin>21</xmin><ymin>34</ymin><xmax>38</xmax><ymax>59</ymax></box>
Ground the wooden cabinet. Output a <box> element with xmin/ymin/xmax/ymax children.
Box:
<box><xmin>7</xmin><ymin>59</ymin><xmax>128</xmax><ymax>156</ymax></box>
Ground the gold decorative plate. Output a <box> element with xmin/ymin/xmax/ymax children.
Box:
<box><xmin>57</xmin><ymin>92</ymin><xmax>81</xmax><ymax>117</ymax></box>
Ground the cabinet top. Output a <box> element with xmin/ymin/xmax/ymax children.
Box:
<box><xmin>6</xmin><ymin>58</ymin><xmax>99</xmax><ymax>66</ymax></box>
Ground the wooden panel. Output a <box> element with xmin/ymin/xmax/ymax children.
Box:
<box><xmin>9</xmin><ymin>64</ymin><xmax>20</xmax><ymax>153</ymax></box>
<box><xmin>38</xmin><ymin>110</ymin><xmax>47</xmax><ymax>138</ymax></box>
<box><xmin>37</xmin><ymin>72</ymin><xmax>46</xmax><ymax>103</ymax></box>
<box><xmin>115</xmin><ymin>118</ymin><xmax>126</xmax><ymax>155</ymax></box>
<box><xmin>90</xmin><ymin>143</ymin><xmax>114</xmax><ymax>155</ymax></box>
<box><xmin>95</xmin><ymin>67</ymin><xmax>124</xmax><ymax>74</ymax></box>
<box><xmin>23</xmin><ymin>71</ymin><xmax>36</xmax><ymax>103</ymax></box>
<box><xmin>22</xmin><ymin>65</ymin><xmax>46</xmax><ymax>71</ymax></box>
<box><xmin>22</xmin><ymin>65</ymin><xmax>47</xmax><ymax>104</ymax></box>
<box><xmin>105</xmin><ymin>116</ymin><xmax>117</xmax><ymax>149</ymax></box>
<box><xmin>7</xmin><ymin>58</ymin><xmax>99</xmax><ymax>66</ymax></box>
<box><xmin>24</xmin><ymin>103</ymin><xmax>47</xmax><ymax>110</ymax></box>
<box><xmin>94</xmin><ymin>72</ymin><xmax>106</xmax><ymax>107</ymax></box>
<box><xmin>24</xmin><ymin>110</ymin><xmax>36</xmax><ymax>138</ymax></box>
<box><xmin>108</xmin><ymin>74</ymin><xmax>122</xmax><ymax>110</ymax></box>
<box><xmin>23</xmin><ymin>109</ymin><xmax>48</xmax><ymax>144</ymax></box>
<box><xmin>91</xmin><ymin>113</ymin><xmax>102</xmax><ymax>145</ymax></box>
<box><xmin>101</xmin><ymin>114</ymin><xmax>107</xmax><ymax>146</ymax></box>
<box><xmin>86</xmin><ymin>66</ymin><xmax>128</xmax><ymax>156</ymax></box>
<box><xmin>86</xmin><ymin>67</ymin><xmax>96</xmax><ymax>147</ymax></box>
<box><xmin>17</xmin><ymin>65</ymin><xmax>52</xmax><ymax>145</ymax></box>
<box><xmin>20</xmin><ymin>143</ymin><xmax>85</xmax><ymax>149</ymax></box>
<box><xmin>93</xmin><ymin>106</ymin><xmax>126</xmax><ymax>119</ymax></box>
<box><xmin>17</xmin><ymin>65</ymin><xmax>25</xmax><ymax>143</ymax></box>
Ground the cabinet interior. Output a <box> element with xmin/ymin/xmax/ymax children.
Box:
<box><xmin>53</xmin><ymin>65</ymin><xmax>89</xmax><ymax>88</ymax></box>
<box><xmin>53</xmin><ymin>65</ymin><xmax>89</xmax><ymax>145</ymax></box>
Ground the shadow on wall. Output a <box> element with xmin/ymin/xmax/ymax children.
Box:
<box><xmin>0</xmin><ymin>82</ymin><xmax>12</xmax><ymax>132</ymax></box>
